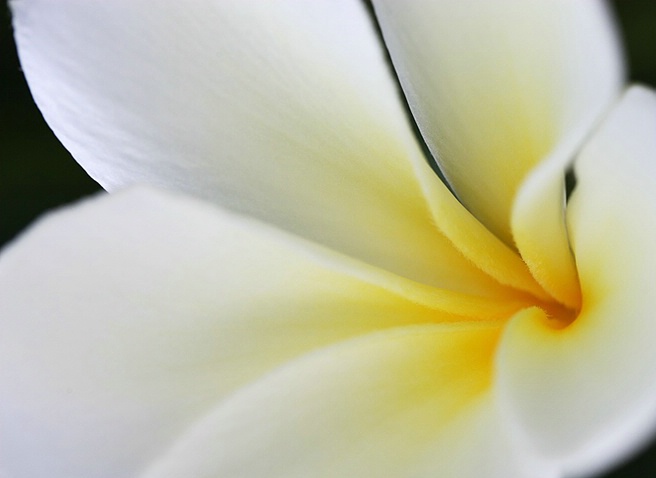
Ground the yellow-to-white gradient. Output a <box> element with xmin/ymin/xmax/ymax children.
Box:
<box><xmin>2</xmin><ymin>1</ymin><xmax>655</xmax><ymax>477</ymax></box>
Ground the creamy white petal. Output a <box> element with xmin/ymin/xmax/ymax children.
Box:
<box><xmin>140</xmin><ymin>323</ymin><xmax>553</xmax><ymax>478</ymax></box>
<box><xmin>496</xmin><ymin>86</ymin><xmax>656</xmax><ymax>476</ymax></box>
<box><xmin>0</xmin><ymin>188</ymin><xmax>519</xmax><ymax>478</ymax></box>
<box><xmin>373</xmin><ymin>0</ymin><xmax>623</xmax><ymax>248</ymax></box>
<box><xmin>10</xmin><ymin>0</ymin><xmax>500</xmax><ymax>290</ymax></box>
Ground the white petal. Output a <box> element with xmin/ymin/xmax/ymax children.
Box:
<box><xmin>496</xmin><ymin>86</ymin><xmax>656</xmax><ymax>476</ymax></box>
<box><xmin>140</xmin><ymin>323</ymin><xmax>553</xmax><ymax>478</ymax></box>
<box><xmin>0</xmin><ymin>188</ymin><xmax>518</xmax><ymax>478</ymax></box>
<box><xmin>373</xmin><ymin>0</ymin><xmax>624</xmax><ymax>246</ymax></box>
<box><xmin>10</xmin><ymin>0</ymin><xmax>489</xmax><ymax>290</ymax></box>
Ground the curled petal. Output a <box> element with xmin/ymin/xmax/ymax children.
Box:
<box><xmin>373</xmin><ymin>0</ymin><xmax>623</xmax><ymax>248</ymax></box>
<box><xmin>497</xmin><ymin>86</ymin><xmax>656</xmax><ymax>476</ymax></box>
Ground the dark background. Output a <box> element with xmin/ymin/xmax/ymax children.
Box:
<box><xmin>1</xmin><ymin>2</ymin><xmax>655</xmax><ymax>477</ymax></box>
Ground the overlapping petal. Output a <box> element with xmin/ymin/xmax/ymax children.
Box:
<box><xmin>373</xmin><ymin>0</ymin><xmax>623</xmax><ymax>242</ymax></box>
<box><xmin>496</xmin><ymin>87</ymin><xmax>656</xmax><ymax>477</ymax></box>
<box><xmin>139</xmin><ymin>323</ymin><xmax>551</xmax><ymax>478</ymax></box>
<box><xmin>11</xmin><ymin>0</ymin><xmax>511</xmax><ymax>293</ymax></box>
<box><xmin>6</xmin><ymin>1</ymin><xmax>656</xmax><ymax>477</ymax></box>
<box><xmin>373</xmin><ymin>0</ymin><xmax>623</xmax><ymax>308</ymax></box>
<box><xmin>0</xmin><ymin>187</ymin><xmax>529</xmax><ymax>478</ymax></box>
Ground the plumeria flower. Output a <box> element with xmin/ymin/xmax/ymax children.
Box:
<box><xmin>2</xmin><ymin>1</ymin><xmax>656</xmax><ymax>477</ymax></box>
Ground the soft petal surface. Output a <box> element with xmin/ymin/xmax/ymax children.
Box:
<box><xmin>0</xmin><ymin>188</ymin><xmax>523</xmax><ymax>478</ymax></box>
<box><xmin>10</xmin><ymin>0</ymin><xmax>500</xmax><ymax>291</ymax></box>
<box><xmin>140</xmin><ymin>324</ymin><xmax>552</xmax><ymax>478</ymax></box>
<box><xmin>496</xmin><ymin>87</ymin><xmax>656</xmax><ymax>476</ymax></box>
<box><xmin>373</xmin><ymin>0</ymin><xmax>623</xmax><ymax>250</ymax></box>
<box><xmin>411</xmin><ymin>158</ymin><xmax>551</xmax><ymax>302</ymax></box>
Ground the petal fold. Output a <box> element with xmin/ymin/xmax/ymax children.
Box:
<box><xmin>373</xmin><ymin>0</ymin><xmax>624</xmax><ymax>248</ymax></box>
<box><xmin>496</xmin><ymin>86</ymin><xmax>656</xmax><ymax>476</ymax></box>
